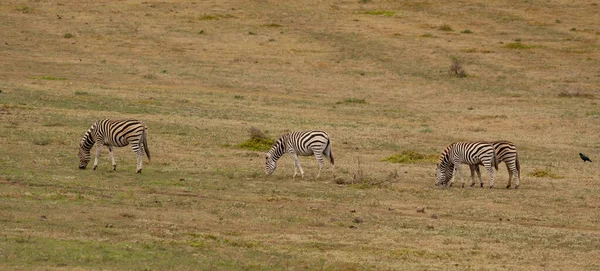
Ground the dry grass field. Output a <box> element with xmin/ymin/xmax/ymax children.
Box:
<box><xmin>1</xmin><ymin>0</ymin><xmax>600</xmax><ymax>270</ymax></box>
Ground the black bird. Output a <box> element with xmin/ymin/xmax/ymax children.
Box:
<box><xmin>579</xmin><ymin>153</ymin><xmax>592</xmax><ymax>162</ymax></box>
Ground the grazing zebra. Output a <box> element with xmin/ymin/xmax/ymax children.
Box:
<box><xmin>265</xmin><ymin>130</ymin><xmax>334</xmax><ymax>178</ymax></box>
<box><xmin>78</xmin><ymin>119</ymin><xmax>150</xmax><ymax>173</ymax></box>
<box><xmin>435</xmin><ymin>142</ymin><xmax>498</xmax><ymax>188</ymax></box>
<box><xmin>469</xmin><ymin>141</ymin><xmax>521</xmax><ymax>189</ymax></box>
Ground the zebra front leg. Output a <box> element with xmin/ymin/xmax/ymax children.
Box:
<box><xmin>93</xmin><ymin>145</ymin><xmax>103</xmax><ymax>170</ymax></box>
<box><xmin>291</xmin><ymin>153</ymin><xmax>304</xmax><ymax>178</ymax></box>
<box><xmin>108</xmin><ymin>146</ymin><xmax>116</xmax><ymax>171</ymax></box>
<box><xmin>469</xmin><ymin>165</ymin><xmax>476</xmax><ymax>188</ymax></box>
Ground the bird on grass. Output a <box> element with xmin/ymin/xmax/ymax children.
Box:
<box><xmin>579</xmin><ymin>153</ymin><xmax>592</xmax><ymax>162</ymax></box>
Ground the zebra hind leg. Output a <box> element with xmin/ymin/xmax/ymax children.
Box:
<box><xmin>134</xmin><ymin>145</ymin><xmax>144</xmax><ymax>174</ymax></box>
<box><xmin>486</xmin><ymin>166</ymin><xmax>495</xmax><ymax>189</ymax></box>
<box><xmin>314</xmin><ymin>153</ymin><xmax>324</xmax><ymax>178</ymax></box>
<box><xmin>291</xmin><ymin>152</ymin><xmax>304</xmax><ymax>178</ymax></box>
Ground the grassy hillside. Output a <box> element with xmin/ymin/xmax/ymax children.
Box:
<box><xmin>1</xmin><ymin>0</ymin><xmax>599</xmax><ymax>270</ymax></box>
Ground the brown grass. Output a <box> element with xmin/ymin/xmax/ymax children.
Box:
<box><xmin>1</xmin><ymin>0</ymin><xmax>599</xmax><ymax>270</ymax></box>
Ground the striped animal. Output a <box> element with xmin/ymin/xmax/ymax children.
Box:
<box><xmin>469</xmin><ymin>141</ymin><xmax>521</xmax><ymax>189</ymax></box>
<box><xmin>265</xmin><ymin>131</ymin><xmax>334</xmax><ymax>178</ymax></box>
<box><xmin>435</xmin><ymin>142</ymin><xmax>498</xmax><ymax>188</ymax></box>
<box><xmin>78</xmin><ymin>119</ymin><xmax>150</xmax><ymax>173</ymax></box>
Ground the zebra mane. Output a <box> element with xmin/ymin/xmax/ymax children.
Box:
<box><xmin>437</xmin><ymin>144</ymin><xmax>453</xmax><ymax>168</ymax></box>
<box><xmin>267</xmin><ymin>134</ymin><xmax>287</xmax><ymax>160</ymax></box>
<box><xmin>79</xmin><ymin>122</ymin><xmax>98</xmax><ymax>152</ymax></box>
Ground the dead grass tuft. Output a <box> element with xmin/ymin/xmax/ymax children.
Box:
<box><xmin>449</xmin><ymin>57</ymin><xmax>467</xmax><ymax>78</ymax></box>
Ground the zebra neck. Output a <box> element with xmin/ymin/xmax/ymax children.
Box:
<box><xmin>80</xmin><ymin>129</ymin><xmax>96</xmax><ymax>152</ymax></box>
<box><xmin>268</xmin><ymin>140</ymin><xmax>286</xmax><ymax>161</ymax></box>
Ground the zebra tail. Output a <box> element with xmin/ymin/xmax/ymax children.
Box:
<box><xmin>327</xmin><ymin>138</ymin><xmax>334</xmax><ymax>166</ymax></box>
<box><xmin>142</xmin><ymin>125</ymin><xmax>151</xmax><ymax>162</ymax></box>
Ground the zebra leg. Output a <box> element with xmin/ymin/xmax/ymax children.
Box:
<box><xmin>476</xmin><ymin>166</ymin><xmax>483</xmax><ymax>188</ymax></box>
<box><xmin>291</xmin><ymin>152</ymin><xmax>304</xmax><ymax>178</ymax></box>
<box><xmin>506</xmin><ymin>163</ymin><xmax>512</xmax><ymax>189</ymax></box>
<box><xmin>314</xmin><ymin>153</ymin><xmax>324</xmax><ymax>178</ymax></box>
<box><xmin>456</xmin><ymin>164</ymin><xmax>465</xmax><ymax>188</ymax></box>
<box><xmin>93</xmin><ymin>145</ymin><xmax>102</xmax><ymax>170</ymax></box>
<box><xmin>136</xmin><ymin>151</ymin><xmax>143</xmax><ymax>174</ymax></box>
<box><xmin>469</xmin><ymin>165</ymin><xmax>476</xmax><ymax>188</ymax></box>
<box><xmin>108</xmin><ymin>146</ymin><xmax>116</xmax><ymax>171</ymax></box>
<box><xmin>486</xmin><ymin>166</ymin><xmax>495</xmax><ymax>189</ymax></box>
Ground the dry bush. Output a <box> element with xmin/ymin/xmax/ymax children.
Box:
<box><xmin>449</xmin><ymin>57</ymin><xmax>467</xmax><ymax>77</ymax></box>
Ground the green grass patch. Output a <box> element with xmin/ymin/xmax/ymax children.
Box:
<box><xmin>29</xmin><ymin>76</ymin><xmax>67</xmax><ymax>81</ymax></box>
<box><xmin>528</xmin><ymin>168</ymin><xmax>561</xmax><ymax>179</ymax></box>
<box><xmin>237</xmin><ymin>127</ymin><xmax>274</xmax><ymax>151</ymax></box>
<box><xmin>198</xmin><ymin>14</ymin><xmax>235</xmax><ymax>21</ymax></box>
<box><xmin>504</xmin><ymin>42</ymin><xmax>535</xmax><ymax>49</ymax></box>
<box><xmin>63</xmin><ymin>33</ymin><xmax>74</xmax><ymax>39</ymax></box>
<box><xmin>382</xmin><ymin>150</ymin><xmax>437</xmax><ymax>163</ymax></box>
<box><xmin>16</xmin><ymin>6</ymin><xmax>32</xmax><ymax>13</ymax></box>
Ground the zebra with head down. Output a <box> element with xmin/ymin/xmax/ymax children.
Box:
<box><xmin>265</xmin><ymin>130</ymin><xmax>334</xmax><ymax>178</ymax></box>
<box><xmin>436</xmin><ymin>141</ymin><xmax>498</xmax><ymax>188</ymax></box>
<box><xmin>78</xmin><ymin>119</ymin><xmax>150</xmax><ymax>173</ymax></box>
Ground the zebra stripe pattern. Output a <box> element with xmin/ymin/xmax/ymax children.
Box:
<box><xmin>265</xmin><ymin>130</ymin><xmax>334</xmax><ymax>178</ymax></box>
<box><xmin>78</xmin><ymin>119</ymin><xmax>150</xmax><ymax>173</ymax></box>
<box><xmin>435</xmin><ymin>142</ymin><xmax>498</xmax><ymax>188</ymax></box>
<box><xmin>469</xmin><ymin>141</ymin><xmax>521</xmax><ymax>189</ymax></box>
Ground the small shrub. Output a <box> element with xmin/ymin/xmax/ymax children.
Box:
<box><xmin>160</xmin><ymin>70</ymin><xmax>168</xmax><ymax>74</ymax></box>
<box><xmin>337</xmin><ymin>98</ymin><xmax>366</xmax><ymax>104</ymax></box>
<box><xmin>529</xmin><ymin>168</ymin><xmax>561</xmax><ymax>179</ymax></box>
<box><xmin>143</xmin><ymin>74</ymin><xmax>156</xmax><ymax>79</ymax></box>
<box><xmin>74</xmin><ymin>91</ymin><xmax>89</xmax><ymax>95</ymax></box>
<box><xmin>198</xmin><ymin>30</ymin><xmax>205</xmax><ymax>35</ymax></box>
<box><xmin>421</xmin><ymin>33</ymin><xmax>434</xmax><ymax>38</ymax></box>
<box><xmin>461</xmin><ymin>29</ymin><xmax>473</xmax><ymax>34</ymax></box>
<box><xmin>383</xmin><ymin>150</ymin><xmax>437</xmax><ymax>164</ymax></box>
<box><xmin>237</xmin><ymin>127</ymin><xmax>274</xmax><ymax>151</ymax></box>
<box><xmin>449</xmin><ymin>57</ymin><xmax>467</xmax><ymax>78</ymax></box>
<box><xmin>505</xmin><ymin>42</ymin><xmax>534</xmax><ymax>49</ymax></box>
<box><xmin>555</xmin><ymin>19</ymin><xmax>561</xmax><ymax>23</ymax></box>
<box><xmin>438</xmin><ymin>24</ymin><xmax>453</xmax><ymax>31</ymax></box>
<box><xmin>234</xmin><ymin>95</ymin><xmax>244</xmax><ymax>99</ymax></box>
<box><xmin>63</xmin><ymin>33</ymin><xmax>74</xmax><ymax>38</ymax></box>
<box><xmin>569</xmin><ymin>27</ymin><xmax>576</xmax><ymax>31</ymax></box>
<box><xmin>248</xmin><ymin>31</ymin><xmax>256</xmax><ymax>35</ymax></box>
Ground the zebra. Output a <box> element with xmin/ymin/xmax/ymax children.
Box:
<box><xmin>468</xmin><ymin>141</ymin><xmax>521</xmax><ymax>189</ymax></box>
<box><xmin>78</xmin><ymin>119</ymin><xmax>150</xmax><ymax>173</ymax></box>
<box><xmin>435</xmin><ymin>142</ymin><xmax>498</xmax><ymax>188</ymax></box>
<box><xmin>265</xmin><ymin>130</ymin><xmax>334</xmax><ymax>178</ymax></box>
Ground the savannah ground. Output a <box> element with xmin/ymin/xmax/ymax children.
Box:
<box><xmin>1</xmin><ymin>0</ymin><xmax>599</xmax><ymax>270</ymax></box>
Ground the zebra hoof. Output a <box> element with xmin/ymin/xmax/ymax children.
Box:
<box><xmin>506</xmin><ymin>184</ymin><xmax>511</xmax><ymax>189</ymax></box>
<box><xmin>461</xmin><ymin>183</ymin><xmax>464</xmax><ymax>188</ymax></box>
<box><xmin>515</xmin><ymin>185</ymin><xmax>519</xmax><ymax>189</ymax></box>
<box><xmin>489</xmin><ymin>186</ymin><xmax>494</xmax><ymax>189</ymax></box>
<box><xmin>480</xmin><ymin>183</ymin><xmax>484</xmax><ymax>188</ymax></box>
<box><xmin>93</xmin><ymin>166</ymin><xmax>97</xmax><ymax>171</ymax></box>
<box><xmin>113</xmin><ymin>166</ymin><xmax>117</xmax><ymax>171</ymax></box>
<box><xmin>136</xmin><ymin>169</ymin><xmax>142</xmax><ymax>174</ymax></box>
<box><xmin>470</xmin><ymin>183</ymin><xmax>475</xmax><ymax>187</ymax></box>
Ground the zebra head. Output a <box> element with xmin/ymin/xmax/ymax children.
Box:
<box><xmin>265</xmin><ymin>152</ymin><xmax>277</xmax><ymax>175</ymax></box>
<box><xmin>435</xmin><ymin>166</ymin><xmax>452</xmax><ymax>187</ymax></box>
<box><xmin>78</xmin><ymin>140</ymin><xmax>91</xmax><ymax>169</ymax></box>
